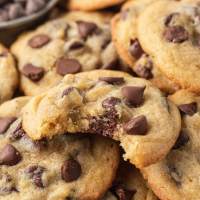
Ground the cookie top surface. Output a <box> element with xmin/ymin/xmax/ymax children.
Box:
<box><xmin>0</xmin><ymin>44</ymin><xmax>18</xmax><ymax>103</ymax></box>
<box><xmin>11</xmin><ymin>11</ymin><xmax>118</xmax><ymax>96</ymax></box>
<box><xmin>22</xmin><ymin>70</ymin><xmax>181</xmax><ymax>168</ymax></box>
<box><xmin>0</xmin><ymin>97</ymin><xmax>119</xmax><ymax>200</ymax></box>
<box><xmin>111</xmin><ymin>0</ymin><xmax>179</xmax><ymax>94</ymax></box>
<box><xmin>138</xmin><ymin>0</ymin><xmax>200</xmax><ymax>93</ymax></box>
<box><xmin>142</xmin><ymin>90</ymin><xmax>200</xmax><ymax>200</ymax></box>
<box><xmin>108</xmin><ymin>161</ymin><xmax>159</xmax><ymax>200</ymax></box>
<box><xmin>68</xmin><ymin>0</ymin><xmax>125</xmax><ymax>11</ymax></box>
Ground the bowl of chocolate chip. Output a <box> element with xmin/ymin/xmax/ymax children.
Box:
<box><xmin>0</xmin><ymin>0</ymin><xmax>60</xmax><ymax>44</ymax></box>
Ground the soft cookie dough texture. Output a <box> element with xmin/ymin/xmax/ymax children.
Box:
<box><xmin>22</xmin><ymin>70</ymin><xmax>181</xmax><ymax>168</ymax></box>
<box><xmin>0</xmin><ymin>97</ymin><xmax>119</xmax><ymax>200</ymax></box>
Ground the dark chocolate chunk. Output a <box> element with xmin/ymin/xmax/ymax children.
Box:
<box><xmin>76</xmin><ymin>20</ymin><xmax>98</xmax><ymax>39</ymax></box>
<box><xmin>56</xmin><ymin>57</ymin><xmax>81</xmax><ymax>76</ymax></box>
<box><xmin>178</xmin><ymin>102</ymin><xmax>197</xmax><ymax>116</ymax></box>
<box><xmin>28</xmin><ymin>34</ymin><xmax>51</xmax><ymax>48</ymax></box>
<box><xmin>99</xmin><ymin>77</ymin><xmax>125</xmax><ymax>85</ymax></box>
<box><xmin>0</xmin><ymin>144</ymin><xmax>21</xmax><ymax>166</ymax></box>
<box><xmin>163</xmin><ymin>26</ymin><xmax>189</xmax><ymax>43</ymax></box>
<box><xmin>102</xmin><ymin>97</ymin><xmax>121</xmax><ymax>109</ymax></box>
<box><xmin>129</xmin><ymin>39</ymin><xmax>144</xmax><ymax>59</ymax></box>
<box><xmin>123</xmin><ymin>115</ymin><xmax>148</xmax><ymax>135</ymax></box>
<box><xmin>9</xmin><ymin>121</ymin><xmax>25</xmax><ymax>141</ymax></box>
<box><xmin>22</xmin><ymin>63</ymin><xmax>44</xmax><ymax>82</ymax></box>
<box><xmin>68</xmin><ymin>41</ymin><xmax>84</xmax><ymax>50</ymax></box>
<box><xmin>121</xmin><ymin>86</ymin><xmax>145</xmax><ymax>107</ymax></box>
<box><xmin>0</xmin><ymin>117</ymin><xmax>16</xmax><ymax>134</ymax></box>
<box><xmin>62</xmin><ymin>87</ymin><xmax>75</xmax><ymax>97</ymax></box>
<box><xmin>61</xmin><ymin>159</ymin><xmax>82</xmax><ymax>182</ymax></box>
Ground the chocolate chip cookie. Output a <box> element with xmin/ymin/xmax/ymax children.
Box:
<box><xmin>67</xmin><ymin>0</ymin><xmax>125</xmax><ymax>11</ymax></box>
<box><xmin>142</xmin><ymin>89</ymin><xmax>200</xmax><ymax>200</ymax></box>
<box><xmin>22</xmin><ymin>70</ymin><xmax>181</xmax><ymax>168</ymax></box>
<box><xmin>107</xmin><ymin>161</ymin><xmax>159</xmax><ymax>200</ymax></box>
<box><xmin>111</xmin><ymin>0</ymin><xmax>179</xmax><ymax>94</ymax></box>
<box><xmin>138</xmin><ymin>0</ymin><xmax>200</xmax><ymax>93</ymax></box>
<box><xmin>11</xmin><ymin>11</ymin><xmax>119</xmax><ymax>96</ymax></box>
<box><xmin>0</xmin><ymin>96</ymin><xmax>120</xmax><ymax>200</ymax></box>
<box><xmin>0</xmin><ymin>44</ymin><xmax>18</xmax><ymax>104</ymax></box>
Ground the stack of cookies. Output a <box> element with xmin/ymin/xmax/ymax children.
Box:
<box><xmin>0</xmin><ymin>0</ymin><xmax>200</xmax><ymax>199</ymax></box>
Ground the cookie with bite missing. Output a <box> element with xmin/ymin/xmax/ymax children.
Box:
<box><xmin>138</xmin><ymin>0</ymin><xmax>200</xmax><ymax>93</ymax></box>
<box><xmin>11</xmin><ymin>11</ymin><xmax>119</xmax><ymax>96</ymax></box>
<box><xmin>0</xmin><ymin>96</ymin><xmax>120</xmax><ymax>200</ymax></box>
<box><xmin>111</xmin><ymin>0</ymin><xmax>179</xmax><ymax>94</ymax></box>
<box><xmin>22</xmin><ymin>70</ymin><xmax>181</xmax><ymax>168</ymax></box>
<box><xmin>0</xmin><ymin>44</ymin><xmax>18</xmax><ymax>103</ymax></box>
<box><xmin>142</xmin><ymin>90</ymin><xmax>200</xmax><ymax>200</ymax></box>
<box><xmin>68</xmin><ymin>0</ymin><xmax>125</xmax><ymax>11</ymax></box>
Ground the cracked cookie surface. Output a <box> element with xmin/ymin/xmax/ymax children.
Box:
<box><xmin>142</xmin><ymin>90</ymin><xmax>200</xmax><ymax>200</ymax></box>
<box><xmin>111</xmin><ymin>0</ymin><xmax>179</xmax><ymax>94</ymax></box>
<box><xmin>0</xmin><ymin>97</ymin><xmax>119</xmax><ymax>200</ymax></box>
<box><xmin>11</xmin><ymin>11</ymin><xmax>118</xmax><ymax>96</ymax></box>
<box><xmin>138</xmin><ymin>0</ymin><xmax>200</xmax><ymax>93</ymax></box>
<box><xmin>22</xmin><ymin>70</ymin><xmax>181</xmax><ymax>168</ymax></box>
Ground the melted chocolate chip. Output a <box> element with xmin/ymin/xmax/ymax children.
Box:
<box><xmin>134</xmin><ymin>64</ymin><xmax>153</xmax><ymax>79</ymax></box>
<box><xmin>124</xmin><ymin>115</ymin><xmax>148</xmax><ymax>135</ymax></box>
<box><xmin>89</xmin><ymin>109</ymin><xmax>119</xmax><ymax>138</ymax></box>
<box><xmin>26</xmin><ymin>165</ymin><xmax>45</xmax><ymax>188</ymax></box>
<box><xmin>76</xmin><ymin>20</ymin><xmax>98</xmax><ymax>39</ymax></box>
<box><xmin>121</xmin><ymin>86</ymin><xmax>145</xmax><ymax>107</ymax></box>
<box><xmin>28</xmin><ymin>34</ymin><xmax>51</xmax><ymax>48</ymax></box>
<box><xmin>56</xmin><ymin>57</ymin><xmax>81</xmax><ymax>76</ymax></box>
<box><xmin>178</xmin><ymin>102</ymin><xmax>197</xmax><ymax>116</ymax></box>
<box><xmin>9</xmin><ymin>121</ymin><xmax>25</xmax><ymax>141</ymax></box>
<box><xmin>68</xmin><ymin>41</ymin><xmax>84</xmax><ymax>50</ymax></box>
<box><xmin>99</xmin><ymin>77</ymin><xmax>125</xmax><ymax>85</ymax></box>
<box><xmin>114</xmin><ymin>186</ymin><xmax>136</xmax><ymax>200</ymax></box>
<box><xmin>62</xmin><ymin>87</ymin><xmax>75</xmax><ymax>97</ymax></box>
<box><xmin>163</xmin><ymin>26</ymin><xmax>189</xmax><ymax>43</ymax></box>
<box><xmin>0</xmin><ymin>144</ymin><xmax>21</xmax><ymax>166</ymax></box>
<box><xmin>102</xmin><ymin>97</ymin><xmax>121</xmax><ymax>109</ymax></box>
<box><xmin>173</xmin><ymin>129</ymin><xmax>189</xmax><ymax>149</ymax></box>
<box><xmin>61</xmin><ymin>159</ymin><xmax>82</xmax><ymax>182</ymax></box>
<box><xmin>129</xmin><ymin>39</ymin><xmax>144</xmax><ymax>59</ymax></box>
<box><xmin>164</xmin><ymin>13</ymin><xmax>179</xmax><ymax>26</ymax></box>
<box><xmin>22</xmin><ymin>63</ymin><xmax>44</xmax><ymax>82</ymax></box>
<box><xmin>0</xmin><ymin>117</ymin><xmax>16</xmax><ymax>134</ymax></box>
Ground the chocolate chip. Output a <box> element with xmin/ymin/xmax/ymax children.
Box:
<box><xmin>124</xmin><ymin>115</ymin><xmax>148</xmax><ymax>135</ymax></box>
<box><xmin>99</xmin><ymin>77</ymin><xmax>125</xmax><ymax>85</ymax></box>
<box><xmin>178</xmin><ymin>102</ymin><xmax>197</xmax><ymax>116</ymax></box>
<box><xmin>62</xmin><ymin>87</ymin><xmax>75</xmax><ymax>97</ymax></box>
<box><xmin>26</xmin><ymin>165</ymin><xmax>45</xmax><ymax>188</ymax></box>
<box><xmin>164</xmin><ymin>13</ymin><xmax>179</xmax><ymax>26</ymax></box>
<box><xmin>9</xmin><ymin>122</ymin><xmax>25</xmax><ymax>141</ymax></box>
<box><xmin>8</xmin><ymin>3</ymin><xmax>25</xmax><ymax>20</ymax></box>
<box><xmin>56</xmin><ymin>57</ymin><xmax>81</xmax><ymax>76</ymax></box>
<box><xmin>61</xmin><ymin>159</ymin><xmax>82</xmax><ymax>182</ymax></box>
<box><xmin>121</xmin><ymin>86</ymin><xmax>145</xmax><ymax>107</ymax></box>
<box><xmin>163</xmin><ymin>26</ymin><xmax>189</xmax><ymax>43</ymax></box>
<box><xmin>134</xmin><ymin>64</ymin><xmax>153</xmax><ymax>79</ymax></box>
<box><xmin>102</xmin><ymin>97</ymin><xmax>121</xmax><ymax>109</ymax></box>
<box><xmin>129</xmin><ymin>39</ymin><xmax>144</xmax><ymax>59</ymax></box>
<box><xmin>76</xmin><ymin>20</ymin><xmax>98</xmax><ymax>39</ymax></box>
<box><xmin>0</xmin><ymin>144</ymin><xmax>21</xmax><ymax>166</ymax></box>
<box><xmin>68</xmin><ymin>41</ymin><xmax>84</xmax><ymax>50</ymax></box>
<box><xmin>0</xmin><ymin>9</ymin><xmax>9</xmax><ymax>22</ymax></box>
<box><xmin>26</xmin><ymin>0</ymin><xmax>46</xmax><ymax>15</ymax></box>
<box><xmin>89</xmin><ymin>109</ymin><xmax>118</xmax><ymax>138</ymax></box>
<box><xmin>28</xmin><ymin>34</ymin><xmax>51</xmax><ymax>48</ymax></box>
<box><xmin>173</xmin><ymin>129</ymin><xmax>189</xmax><ymax>149</ymax></box>
<box><xmin>0</xmin><ymin>117</ymin><xmax>16</xmax><ymax>134</ymax></box>
<box><xmin>22</xmin><ymin>63</ymin><xmax>44</xmax><ymax>82</ymax></box>
<box><xmin>114</xmin><ymin>186</ymin><xmax>136</xmax><ymax>200</ymax></box>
